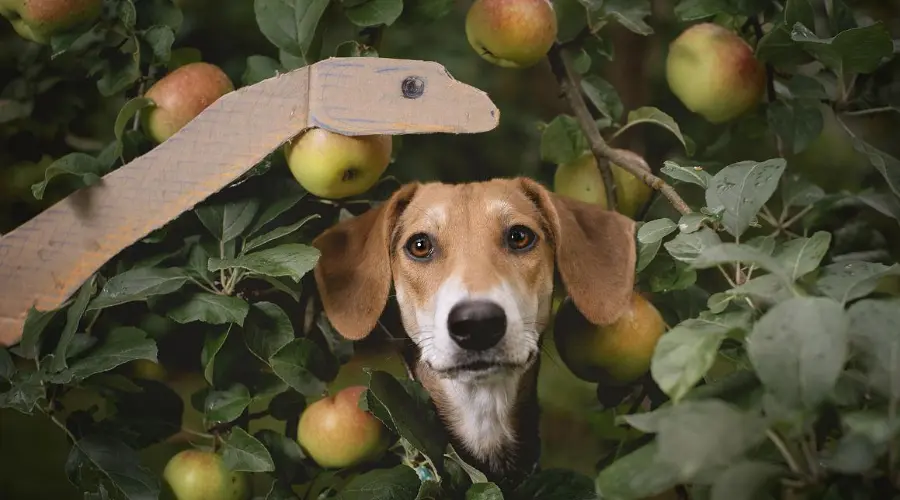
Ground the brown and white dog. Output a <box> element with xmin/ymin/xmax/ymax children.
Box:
<box><xmin>311</xmin><ymin>177</ymin><xmax>636</xmax><ymax>483</ymax></box>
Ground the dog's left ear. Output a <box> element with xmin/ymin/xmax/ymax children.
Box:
<box><xmin>518</xmin><ymin>177</ymin><xmax>637</xmax><ymax>326</ymax></box>
<box><xmin>312</xmin><ymin>183</ymin><xmax>420</xmax><ymax>340</ymax></box>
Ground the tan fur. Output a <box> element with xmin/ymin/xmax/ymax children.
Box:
<box><xmin>312</xmin><ymin>177</ymin><xmax>637</xmax><ymax>478</ymax></box>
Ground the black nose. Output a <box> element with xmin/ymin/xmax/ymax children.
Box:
<box><xmin>447</xmin><ymin>300</ymin><xmax>507</xmax><ymax>351</ymax></box>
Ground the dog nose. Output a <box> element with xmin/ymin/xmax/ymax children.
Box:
<box><xmin>447</xmin><ymin>300</ymin><xmax>507</xmax><ymax>351</ymax></box>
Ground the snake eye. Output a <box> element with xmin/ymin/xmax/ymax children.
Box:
<box><xmin>506</xmin><ymin>225</ymin><xmax>536</xmax><ymax>251</ymax></box>
<box><xmin>405</xmin><ymin>233</ymin><xmax>434</xmax><ymax>260</ymax></box>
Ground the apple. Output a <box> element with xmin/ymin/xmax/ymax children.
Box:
<box><xmin>142</xmin><ymin>62</ymin><xmax>234</xmax><ymax>144</ymax></box>
<box><xmin>788</xmin><ymin>103</ymin><xmax>869</xmax><ymax>192</ymax></box>
<box><xmin>129</xmin><ymin>359</ymin><xmax>168</xmax><ymax>382</ymax></box>
<box><xmin>553</xmin><ymin>153</ymin><xmax>653</xmax><ymax>219</ymax></box>
<box><xmin>0</xmin><ymin>0</ymin><xmax>102</xmax><ymax>44</ymax></box>
<box><xmin>666</xmin><ymin>22</ymin><xmax>766</xmax><ymax>124</ymax></box>
<box><xmin>283</xmin><ymin>128</ymin><xmax>392</xmax><ymax>200</ymax></box>
<box><xmin>553</xmin><ymin>292</ymin><xmax>666</xmax><ymax>385</ymax></box>
<box><xmin>297</xmin><ymin>385</ymin><xmax>393</xmax><ymax>469</ymax></box>
<box><xmin>162</xmin><ymin>449</ymin><xmax>248</xmax><ymax>500</ymax></box>
<box><xmin>465</xmin><ymin>0</ymin><xmax>558</xmax><ymax>69</ymax></box>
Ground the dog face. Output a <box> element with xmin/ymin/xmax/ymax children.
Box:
<box><xmin>312</xmin><ymin>177</ymin><xmax>636</xmax><ymax>385</ymax></box>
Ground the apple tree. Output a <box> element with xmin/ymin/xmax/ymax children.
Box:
<box><xmin>2</xmin><ymin>0</ymin><xmax>900</xmax><ymax>499</ymax></box>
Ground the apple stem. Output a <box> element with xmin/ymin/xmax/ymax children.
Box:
<box><xmin>547</xmin><ymin>44</ymin><xmax>693</xmax><ymax>215</ymax></box>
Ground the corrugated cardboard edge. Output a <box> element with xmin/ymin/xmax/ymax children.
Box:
<box><xmin>0</xmin><ymin>57</ymin><xmax>500</xmax><ymax>346</ymax></box>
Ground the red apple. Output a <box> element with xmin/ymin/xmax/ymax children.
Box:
<box><xmin>142</xmin><ymin>62</ymin><xmax>234</xmax><ymax>144</ymax></box>
<box><xmin>465</xmin><ymin>0</ymin><xmax>558</xmax><ymax>69</ymax></box>
<box><xmin>666</xmin><ymin>23</ymin><xmax>766</xmax><ymax>124</ymax></box>
<box><xmin>0</xmin><ymin>0</ymin><xmax>102</xmax><ymax>44</ymax></box>
<box><xmin>296</xmin><ymin>385</ymin><xmax>393</xmax><ymax>469</ymax></box>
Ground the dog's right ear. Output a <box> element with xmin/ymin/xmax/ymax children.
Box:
<box><xmin>312</xmin><ymin>183</ymin><xmax>419</xmax><ymax>340</ymax></box>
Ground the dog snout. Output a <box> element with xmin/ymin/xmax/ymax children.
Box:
<box><xmin>447</xmin><ymin>300</ymin><xmax>507</xmax><ymax>351</ymax></box>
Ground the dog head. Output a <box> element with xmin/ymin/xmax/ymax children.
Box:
<box><xmin>312</xmin><ymin>177</ymin><xmax>636</xmax><ymax>384</ymax></box>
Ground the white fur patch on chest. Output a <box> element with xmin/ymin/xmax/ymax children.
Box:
<box><xmin>440</xmin><ymin>376</ymin><xmax>519</xmax><ymax>467</ymax></box>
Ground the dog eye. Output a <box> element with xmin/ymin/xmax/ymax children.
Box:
<box><xmin>404</xmin><ymin>233</ymin><xmax>434</xmax><ymax>260</ymax></box>
<box><xmin>506</xmin><ymin>225</ymin><xmax>536</xmax><ymax>251</ymax></box>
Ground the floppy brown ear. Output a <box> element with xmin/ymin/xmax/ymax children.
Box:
<box><xmin>312</xmin><ymin>183</ymin><xmax>419</xmax><ymax>340</ymax></box>
<box><xmin>519</xmin><ymin>178</ymin><xmax>637</xmax><ymax>326</ymax></box>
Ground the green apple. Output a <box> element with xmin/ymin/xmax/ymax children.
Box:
<box><xmin>0</xmin><ymin>0</ymin><xmax>101</xmax><ymax>44</ymax></box>
<box><xmin>142</xmin><ymin>62</ymin><xmax>234</xmax><ymax>144</ymax></box>
<box><xmin>283</xmin><ymin>128</ymin><xmax>392</xmax><ymax>199</ymax></box>
<box><xmin>163</xmin><ymin>449</ymin><xmax>248</xmax><ymax>500</ymax></box>
<box><xmin>788</xmin><ymin>103</ymin><xmax>869</xmax><ymax>192</ymax></box>
<box><xmin>666</xmin><ymin>22</ymin><xmax>766</xmax><ymax>124</ymax></box>
<box><xmin>553</xmin><ymin>152</ymin><xmax>653</xmax><ymax>219</ymax></box>
<box><xmin>553</xmin><ymin>292</ymin><xmax>666</xmax><ymax>385</ymax></box>
<box><xmin>297</xmin><ymin>385</ymin><xmax>393</xmax><ymax>469</ymax></box>
<box><xmin>465</xmin><ymin>0</ymin><xmax>558</xmax><ymax>69</ymax></box>
<box><xmin>129</xmin><ymin>359</ymin><xmax>168</xmax><ymax>382</ymax></box>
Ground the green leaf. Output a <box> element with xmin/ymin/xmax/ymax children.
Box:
<box><xmin>268</xmin><ymin>390</ymin><xmax>306</xmax><ymax>420</ymax></box>
<box><xmin>790</xmin><ymin>22</ymin><xmax>893</xmax><ymax>75</ymax></box>
<box><xmin>783</xmin><ymin>0</ymin><xmax>814</xmax><ymax>28</ymax></box>
<box><xmin>50</xmin><ymin>276</ymin><xmax>96</xmax><ymax>372</ymax></box>
<box><xmin>195</xmin><ymin>199</ymin><xmax>261</xmax><ymax>242</ymax></box>
<box><xmin>709</xmin><ymin>460</ymin><xmax>786</xmax><ymax>500</ymax></box>
<box><xmin>851</xmin><ymin>138</ymin><xmax>900</xmax><ymax>200</ymax></box>
<box><xmin>67</xmin><ymin>435</ymin><xmax>160</xmax><ymax>500</ymax></box>
<box><xmin>244</xmin><ymin>301</ymin><xmax>295</xmax><ymax>362</ymax></box>
<box><xmin>781</xmin><ymin>173</ymin><xmax>824</xmax><ymax>208</ymax></box>
<box><xmin>0</xmin><ymin>370</ymin><xmax>45</xmax><ymax>414</ymax></box>
<box><xmin>0</xmin><ymin>348</ymin><xmax>13</xmax><ymax>380</ymax></box>
<box><xmin>580</xmin><ymin>75</ymin><xmax>623</xmax><ymax>122</ymax></box>
<box><xmin>201</xmin><ymin>326</ymin><xmax>231</xmax><ymax>385</ymax></box>
<box><xmin>661</xmin><ymin>160</ymin><xmax>712</xmax><ymax>189</ymax></box>
<box><xmin>52</xmin><ymin>327</ymin><xmax>157</xmax><ymax>384</ymax></box>
<box><xmin>513</xmin><ymin>469</ymin><xmax>596</xmax><ymax>500</ymax></box>
<box><xmin>664</xmin><ymin>227</ymin><xmax>721</xmax><ymax>265</ymax></box>
<box><xmin>247</xmin><ymin>183</ymin><xmax>308</xmax><ymax>236</ymax></box>
<box><xmin>136</xmin><ymin>0</ymin><xmax>183</xmax><ymax>31</ymax></box>
<box><xmin>114</xmin><ymin>97</ymin><xmax>155</xmax><ymax>144</ymax></box>
<box><xmin>678</xmin><ymin>213</ymin><xmax>708</xmax><ymax>233</ymax></box>
<box><xmin>466</xmin><ymin>482</ymin><xmax>503</xmax><ymax>500</ymax></box>
<box><xmin>649</xmin><ymin>259</ymin><xmax>697</xmax><ymax>293</ymax></box>
<box><xmin>204</xmin><ymin>384</ymin><xmax>252</xmax><ymax>424</ymax></box>
<box><xmin>595</xmin><ymin>441</ymin><xmax>681</xmax><ymax>499</ymax></box>
<box><xmin>364</xmin><ymin>371</ymin><xmax>449</xmax><ymax>473</ymax></box>
<box><xmin>637</xmin><ymin>218</ymin><xmax>677</xmax><ymax>244</ymax></box>
<box><xmin>142</xmin><ymin>25</ymin><xmax>175</xmax><ymax>62</ymax></box>
<box><xmin>345</xmin><ymin>0</ymin><xmax>404</xmax><ymax>27</ymax></box>
<box><xmin>842</xmin><ymin>410</ymin><xmax>900</xmax><ymax>448</ymax></box>
<box><xmin>97</xmin><ymin>48</ymin><xmax>142</xmax><ymax>97</ymax></box>
<box><xmin>673</xmin><ymin>0</ymin><xmax>730</xmax><ymax>21</ymax></box>
<box><xmin>847</xmin><ymin>298</ymin><xmax>900</xmax><ymax>399</ymax></box>
<box><xmin>651</xmin><ymin>314</ymin><xmax>748</xmax><ymax>402</ymax></box>
<box><xmin>316</xmin><ymin>313</ymin><xmax>355</xmax><ymax>364</ymax></box>
<box><xmin>243</xmin><ymin>214</ymin><xmax>319</xmax><ymax>253</ymax></box>
<box><xmin>337</xmin><ymin>465</ymin><xmax>421</xmax><ymax>500</ymax></box>
<box><xmin>747</xmin><ymin>297</ymin><xmax>849</xmax><ymax>409</ymax></box>
<box><xmin>88</xmin><ymin>267</ymin><xmax>190</xmax><ymax>310</ymax></box>
<box><xmin>655</xmin><ymin>400</ymin><xmax>768</xmax><ymax>481</ymax></box>
<box><xmin>636</xmin><ymin>238</ymin><xmax>661</xmax><ymax>273</ymax></box>
<box><xmin>243</xmin><ymin>55</ymin><xmax>283</xmax><ymax>86</ymax></box>
<box><xmin>270</xmin><ymin>338</ymin><xmax>337</xmax><ymax>396</ymax></box>
<box><xmin>691</xmin><ymin>243</ymin><xmax>790</xmax><ymax>284</ymax></box>
<box><xmin>222</xmin><ymin>427</ymin><xmax>275</xmax><ymax>473</ymax></box>
<box><xmin>165</xmin><ymin>292</ymin><xmax>250</xmax><ymax>326</ymax></box>
<box><xmin>726</xmin><ymin>274</ymin><xmax>792</xmax><ymax>305</ymax></box>
<box><xmin>591</xmin><ymin>0</ymin><xmax>653</xmax><ymax>35</ymax></box>
<box><xmin>618</xmin><ymin>107</ymin><xmax>693</xmax><ymax>155</ymax></box>
<box><xmin>208</xmin><ymin>244</ymin><xmax>320</xmax><ymax>282</ymax></box>
<box><xmin>255</xmin><ymin>429</ymin><xmax>307</xmax><ymax>484</ymax></box>
<box><xmin>31</xmin><ymin>152</ymin><xmax>105</xmax><ymax>200</ymax></box>
<box><xmin>540</xmin><ymin>115</ymin><xmax>588</xmax><ymax>165</ymax></box>
<box><xmin>19</xmin><ymin>307</ymin><xmax>61</xmax><ymax>359</ymax></box>
<box><xmin>816</xmin><ymin>262</ymin><xmax>900</xmax><ymax>305</ymax></box>
<box><xmin>773</xmin><ymin>231</ymin><xmax>831</xmax><ymax>281</ymax></box>
<box><xmin>824</xmin><ymin>433</ymin><xmax>879</xmax><ymax>474</ymax></box>
<box><xmin>756</xmin><ymin>23</ymin><xmax>814</xmax><ymax>66</ymax></box>
<box><xmin>254</xmin><ymin>0</ymin><xmax>331</xmax><ymax>60</ymax></box>
<box><xmin>766</xmin><ymin>99</ymin><xmax>823</xmax><ymax>155</ymax></box>
<box><xmin>705</xmin><ymin>159</ymin><xmax>786</xmax><ymax>238</ymax></box>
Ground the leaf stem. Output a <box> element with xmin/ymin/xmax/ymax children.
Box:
<box><xmin>767</xmin><ymin>429</ymin><xmax>805</xmax><ymax>476</ymax></box>
<box><xmin>42</xmin><ymin>406</ymin><xmax>78</xmax><ymax>445</ymax></box>
<box><xmin>842</xmin><ymin>106</ymin><xmax>899</xmax><ymax>117</ymax></box>
<box><xmin>219</xmin><ymin>240</ymin><xmax>228</xmax><ymax>293</ymax></box>
<box><xmin>782</xmin><ymin>205</ymin><xmax>814</xmax><ymax>230</ymax></box>
<box><xmin>132</xmin><ymin>66</ymin><xmax>157</xmax><ymax>132</ymax></box>
<box><xmin>546</xmin><ymin>44</ymin><xmax>692</xmax><ymax>215</ymax></box>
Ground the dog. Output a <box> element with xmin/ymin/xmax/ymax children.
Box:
<box><xmin>311</xmin><ymin>177</ymin><xmax>636</xmax><ymax>483</ymax></box>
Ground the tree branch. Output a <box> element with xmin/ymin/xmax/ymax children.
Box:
<box><xmin>546</xmin><ymin>44</ymin><xmax>693</xmax><ymax>215</ymax></box>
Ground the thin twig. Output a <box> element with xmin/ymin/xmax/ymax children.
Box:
<box><xmin>842</xmin><ymin>106</ymin><xmax>900</xmax><ymax>117</ymax></box>
<box><xmin>767</xmin><ymin>429</ymin><xmax>805</xmax><ymax>475</ymax></box>
<box><xmin>546</xmin><ymin>44</ymin><xmax>693</xmax><ymax>215</ymax></box>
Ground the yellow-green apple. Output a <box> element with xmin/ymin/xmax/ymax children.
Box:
<box><xmin>554</xmin><ymin>292</ymin><xmax>666</xmax><ymax>384</ymax></box>
<box><xmin>465</xmin><ymin>0</ymin><xmax>558</xmax><ymax>69</ymax></box>
<box><xmin>142</xmin><ymin>62</ymin><xmax>234</xmax><ymax>144</ymax></box>
<box><xmin>0</xmin><ymin>0</ymin><xmax>101</xmax><ymax>44</ymax></box>
<box><xmin>553</xmin><ymin>152</ymin><xmax>653</xmax><ymax>219</ymax></box>
<box><xmin>128</xmin><ymin>359</ymin><xmax>168</xmax><ymax>382</ymax></box>
<box><xmin>297</xmin><ymin>385</ymin><xmax>393</xmax><ymax>469</ymax></box>
<box><xmin>283</xmin><ymin>128</ymin><xmax>392</xmax><ymax>199</ymax></box>
<box><xmin>162</xmin><ymin>449</ymin><xmax>248</xmax><ymax>500</ymax></box>
<box><xmin>788</xmin><ymin>103</ymin><xmax>869</xmax><ymax>192</ymax></box>
<box><xmin>666</xmin><ymin>22</ymin><xmax>766</xmax><ymax>124</ymax></box>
